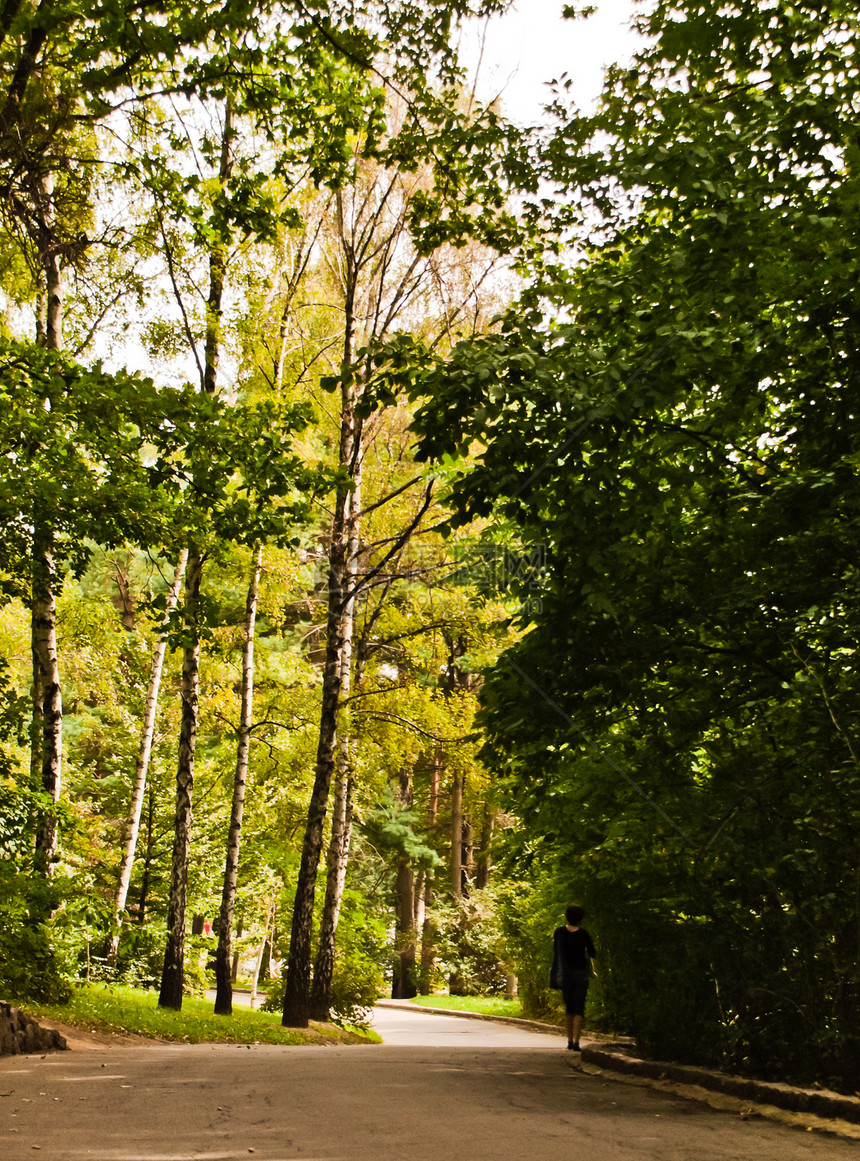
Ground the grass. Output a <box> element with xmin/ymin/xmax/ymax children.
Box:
<box><xmin>25</xmin><ymin>983</ymin><xmax>381</xmax><ymax>1046</ymax></box>
<box><xmin>409</xmin><ymin>994</ymin><xmax>525</xmax><ymax>1019</ymax></box>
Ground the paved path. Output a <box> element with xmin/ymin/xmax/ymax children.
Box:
<box><xmin>370</xmin><ymin>1001</ymin><xmax>562</xmax><ymax>1048</ymax></box>
<box><xmin>1</xmin><ymin>1005</ymin><xmax>855</xmax><ymax>1161</ymax></box>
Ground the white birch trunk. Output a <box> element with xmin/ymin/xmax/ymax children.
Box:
<box><xmin>107</xmin><ymin>550</ymin><xmax>188</xmax><ymax>967</ymax></box>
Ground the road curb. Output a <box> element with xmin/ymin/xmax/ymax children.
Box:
<box><xmin>582</xmin><ymin>1045</ymin><xmax>860</xmax><ymax>1125</ymax></box>
<box><xmin>378</xmin><ymin>1000</ymin><xmax>860</xmax><ymax>1127</ymax></box>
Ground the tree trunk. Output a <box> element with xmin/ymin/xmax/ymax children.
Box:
<box><xmin>450</xmin><ymin>770</ymin><xmax>463</xmax><ymax>899</ymax></box>
<box><xmin>214</xmin><ymin>545</ymin><xmax>262</xmax><ymax>1016</ymax></box>
<box><xmin>475</xmin><ymin>805</ymin><xmax>494</xmax><ymax>890</ymax></box>
<box><xmin>158</xmin><ymin>549</ymin><xmax>202</xmax><ymax>1010</ymax></box>
<box><xmin>31</xmin><ymin>519</ymin><xmax>62</xmax><ymax>875</ymax></box>
<box><xmin>250</xmin><ymin>893</ymin><xmax>276</xmax><ymax>1009</ymax></box>
<box><xmin>41</xmin><ymin>182</ymin><xmax>63</xmax><ymax>351</ymax></box>
<box><xmin>309</xmin><ymin>480</ymin><xmax>362</xmax><ymax>1022</ymax></box>
<box><xmin>31</xmin><ymin>174</ymin><xmax>63</xmax><ymax>878</ymax></box>
<box><xmin>35</xmin><ymin>269</ymin><xmax>46</xmax><ymax>344</ymax></box>
<box><xmin>281</xmin><ymin>521</ymin><xmax>353</xmax><ymax>1026</ymax></box>
<box><xmin>419</xmin><ymin>751</ymin><xmax>443</xmax><ymax>993</ymax></box>
<box><xmin>107</xmin><ymin>550</ymin><xmax>188</xmax><ymax>968</ymax></box>
<box><xmin>203</xmin><ymin>100</ymin><xmax>234</xmax><ymax>396</ymax></box>
<box><xmin>463</xmin><ymin>815</ymin><xmax>474</xmax><ymax>887</ymax></box>
<box><xmin>282</xmin><ymin>217</ymin><xmax>360</xmax><ymax>1027</ymax></box>
<box><xmin>158</xmin><ymin>96</ymin><xmax>231</xmax><ymax>1011</ymax></box>
<box><xmin>413</xmin><ymin>869</ymin><xmax>426</xmax><ymax>938</ymax></box>
<box><xmin>392</xmin><ymin>857</ymin><xmax>417</xmax><ymax>999</ymax></box>
<box><xmin>112</xmin><ymin>557</ymin><xmax>137</xmax><ymax>630</ymax></box>
<box><xmin>309</xmin><ymin>766</ymin><xmax>354</xmax><ymax>1019</ymax></box>
<box><xmin>391</xmin><ymin>764</ymin><xmax>417</xmax><ymax>999</ymax></box>
<box><xmin>136</xmin><ymin>785</ymin><xmax>157</xmax><ymax>925</ymax></box>
<box><xmin>418</xmin><ymin>877</ymin><xmax>435</xmax><ymax>995</ymax></box>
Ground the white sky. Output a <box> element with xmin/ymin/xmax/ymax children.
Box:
<box><xmin>461</xmin><ymin>0</ymin><xmax>641</xmax><ymax>122</ymax></box>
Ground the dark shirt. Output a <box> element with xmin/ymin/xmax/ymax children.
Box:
<box><xmin>555</xmin><ymin>925</ymin><xmax>596</xmax><ymax>971</ymax></box>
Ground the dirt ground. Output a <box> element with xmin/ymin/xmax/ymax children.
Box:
<box><xmin>27</xmin><ymin>1012</ymin><xmax>370</xmax><ymax>1052</ymax></box>
<box><xmin>26</xmin><ymin>1015</ymin><xmax>165</xmax><ymax>1051</ymax></box>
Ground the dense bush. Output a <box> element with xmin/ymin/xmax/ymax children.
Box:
<box><xmin>112</xmin><ymin>926</ymin><xmax>167</xmax><ymax>990</ymax></box>
<box><xmin>429</xmin><ymin>887</ymin><xmax>513</xmax><ymax>996</ymax></box>
<box><xmin>0</xmin><ymin>868</ymin><xmax>72</xmax><ymax>1003</ymax></box>
<box><xmin>525</xmin><ymin>835</ymin><xmax>860</xmax><ymax>1093</ymax></box>
<box><xmin>263</xmin><ymin>945</ymin><xmax>384</xmax><ymax>1028</ymax></box>
<box><xmin>0</xmin><ymin>783</ymin><xmax>73</xmax><ymax>1004</ymax></box>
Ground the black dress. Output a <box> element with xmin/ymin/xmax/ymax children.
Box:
<box><xmin>553</xmin><ymin>925</ymin><xmax>596</xmax><ymax>1016</ymax></box>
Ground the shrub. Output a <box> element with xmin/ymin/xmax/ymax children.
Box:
<box><xmin>112</xmin><ymin>925</ymin><xmax>167</xmax><ymax>990</ymax></box>
<box><xmin>0</xmin><ymin>865</ymin><xmax>72</xmax><ymax>1004</ymax></box>
<box><xmin>428</xmin><ymin>887</ymin><xmax>512</xmax><ymax>996</ymax></box>
<box><xmin>262</xmin><ymin>945</ymin><xmax>384</xmax><ymax>1029</ymax></box>
<box><xmin>329</xmin><ymin>950</ymin><xmax>384</xmax><ymax>1027</ymax></box>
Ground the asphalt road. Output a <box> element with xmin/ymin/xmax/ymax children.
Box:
<box><xmin>1</xmin><ymin>1005</ymin><xmax>855</xmax><ymax>1161</ymax></box>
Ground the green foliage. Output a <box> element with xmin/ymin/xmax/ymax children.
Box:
<box><xmin>110</xmin><ymin>926</ymin><xmax>168</xmax><ymax>991</ymax></box>
<box><xmin>327</xmin><ymin>951</ymin><xmax>385</xmax><ymax>1028</ymax></box>
<box><xmin>492</xmin><ymin>879</ymin><xmax>559</xmax><ymax>1019</ymax></box>
<box><xmin>362</xmin><ymin>785</ymin><xmax>442</xmax><ymax>870</ymax></box>
<box><xmin>263</xmin><ymin>950</ymin><xmax>383</xmax><ymax>1029</ymax></box>
<box><xmin>266</xmin><ymin>884</ymin><xmax>387</xmax><ymax>1026</ymax></box>
<box><xmin>429</xmin><ymin>887</ymin><xmax>510</xmax><ymax>996</ymax></box>
<box><xmin>0</xmin><ymin>780</ymin><xmax>81</xmax><ymax>1003</ymax></box>
<box><xmin>0</xmin><ymin>863</ymin><xmax>73</xmax><ymax>1003</ymax></box>
<box><xmin>410</xmin><ymin>0</ymin><xmax>860</xmax><ymax>1093</ymax></box>
<box><xmin>0</xmin><ymin>784</ymin><xmax>45</xmax><ymax>858</ymax></box>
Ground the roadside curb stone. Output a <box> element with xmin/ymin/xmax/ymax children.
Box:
<box><xmin>379</xmin><ymin>999</ymin><xmax>860</xmax><ymax>1126</ymax></box>
<box><xmin>582</xmin><ymin>1044</ymin><xmax>860</xmax><ymax>1125</ymax></box>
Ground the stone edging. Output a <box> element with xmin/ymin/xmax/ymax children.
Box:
<box><xmin>0</xmin><ymin>1002</ymin><xmax>67</xmax><ymax>1056</ymax></box>
<box><xmin>582</xmin><ymin>1045</ymin><xmax>860</xmax><ymax>1125</ymax></box>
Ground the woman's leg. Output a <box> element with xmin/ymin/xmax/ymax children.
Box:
<box><xmin>571</xmin><ymin>1014</ymin><xmax>583</xmax><ymax>1047</ymax></box>
<box><xmin>566</xmin><ymin>1013</ymin><xmax>575</xmax><ymax>1046</ymax></box>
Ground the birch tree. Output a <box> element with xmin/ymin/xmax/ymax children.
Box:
<box><xmin>106</xmin><ymin>549</ymin><xmax>188</xmax><ymax>968</ymax></box>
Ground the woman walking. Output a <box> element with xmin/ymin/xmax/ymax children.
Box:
<box><xmin>551</xmin><ymin>903</ymin><xmax>596</xmax><ymax>1051</ymax></box>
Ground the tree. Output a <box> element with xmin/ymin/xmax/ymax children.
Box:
<box><xmin>106</xmin><ymin>548</ymin><xmax>187</xmax><ymax>968</ymax></box>
<box><xmin>280</xmin><ymin>104</ymin><xmax>529</xmax><ymax>1022</ymax></box>
<box><xmin>410</xmin><ymin>0</ymin><xmax>860</xmax><ymax>1089</ymax></box>
<box><xmin>0</xmin><ymin>0</ymin><xmax>535</xmax><ymax>1013</ymax></box>
<box><xmin>154</xmin><ymin>393</ymin><xmax>322</xmax><ymax>1009</ymax></box>
<box><xmin>213</xmin><ymin>545</ymin><xmax>263</xmax><ymax>1015</ymax></box>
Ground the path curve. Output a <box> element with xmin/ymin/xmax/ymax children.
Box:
<box><xmin>4</xmin><ymin>1005</ymin><xmax>857</xmax><ymax>1161</ymax></box>
<box><xmin>371</xmin><ymin>1000</ymin><xmax>562</xmax><ymax>1049</ymax></box>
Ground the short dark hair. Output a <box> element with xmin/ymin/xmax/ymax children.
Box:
<box><xmin>566</xmin><ymin>903</ymin><xmax>585</xmax><ymax>926</ymax></box>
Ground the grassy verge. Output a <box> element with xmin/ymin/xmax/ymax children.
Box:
<box><xmin>409</xmin><ymin>995</ymin><xmax>525</xmax><ymax>1019</ymax></box>
<box><xmin>25</xmin><ymin>983</ymin><xmax>380</xmax><ymax>1046</ymax></box>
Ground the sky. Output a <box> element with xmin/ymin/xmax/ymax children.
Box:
<box><xmin>461</xmin><ymin>0</ymin><xmax>641</xmax><ymax>123</ymax></box>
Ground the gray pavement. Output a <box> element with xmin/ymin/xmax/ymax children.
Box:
<box><xmin>370</xmin><ymin>1001</ymin><xmax>561</xmax><ymax>1048</ymax></box>
<box><xmin>2</xmin><ymin>1005</ymin><xmax>857</xmax><ymax>1161</ymax></box>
